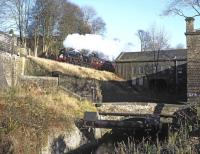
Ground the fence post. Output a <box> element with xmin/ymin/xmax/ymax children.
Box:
<box><xmin>91</xmin><ymin>86</ymin><xmax>95</xmax><ymax>102</ymax></box>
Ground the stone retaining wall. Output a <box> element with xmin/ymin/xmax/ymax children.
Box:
<box><xmin>59</xmin><ymin>74</ymin><xmax>102</xmax><ymax>102</ymax></box>
<box><xmin>0</xmin><ymin>51</ymin><xmax>23</xmax><ymax>90</ymax></box>
<box><xmin>19</xmin><ymin>75</ymin><xmax>58</xmax><ymax>88</ymax></box>
<box><xmin>24</xmin><ymin>58</ymin><xmax>51</xmax><ymax>76</ymax></box>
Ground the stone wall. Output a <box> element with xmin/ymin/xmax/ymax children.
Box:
<box><xmin>19</xmin><ymin>75</ymin><xmax>58</xmax><ymax>88</ymax></box>
<box><xmin>185</xmin><ymin>17</ymin><xmax>200</xmax><ymax>102</ymax></box>
<box><xmin>24</xmin><ymin>58</ymin><xmax>51</xmax><ymax>76</ymax></box>
<box><xmin>115</xmin><ymin>60</ymin><xmax>187</xmax><ymax>89</ymax></box>
<box><xmin>0</xmin><ymin>51</ymin><xmax>23</xmax><ymax>90</ymax></box>
<box><xmin>10</xmin><ymin>56</ymin><xmax>101</xmax><ymax>101</ymax></box>
<box><xmin>0</xmin><ymin>51</ymin><xmax>58</xmax><ymax>90</ymax></box>
<box><xmin>0</xmin><ymin>32</ymin><xmax>18</xmax><ymax>54</ymax></box>
<box><xmin>59</xmin><ymin>74</ymin><xmax>102</xmax><ymax>102</ymax></box>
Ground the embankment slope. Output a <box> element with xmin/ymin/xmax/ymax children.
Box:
<box><xmin>0</xmin><ymin>86</ymin><xmax>96</xmax><ymax>153</ymax></box>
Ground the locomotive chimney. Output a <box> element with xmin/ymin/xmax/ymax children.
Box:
<box><xmin>185</xmin><ymin>17</ymin><xmax>195</xmax><ymax>32</ymax></box>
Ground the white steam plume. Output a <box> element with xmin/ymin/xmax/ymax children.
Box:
<box><xmin>63</xmin><ymin>33</ymin><xmax>134</xmax><ymax>60</ymax></box>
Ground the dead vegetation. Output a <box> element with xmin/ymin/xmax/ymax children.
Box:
<box><xmin>0</xmin><ymin>84</ymin><xmax>96</xmax><ymax>153</ymax></box>
<box><xmin>198</xmin><ymin>100</ymin><xmax>200</xmax><ymax>118</ymax></box>
<box><xmin>28</xmin><ymin>56</ymin><xmax>123</xmax><ymax>81</ymax></box>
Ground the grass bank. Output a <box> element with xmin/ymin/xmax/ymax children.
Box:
<box><xmin>28</xmin><ymin>56</ymin><xmax>122</xmax><ymax>81</ymax></box>
<box><xmin>0</xmin><ymin>85</ymin><xmax>96</xmax><ymax>153</ymax></box>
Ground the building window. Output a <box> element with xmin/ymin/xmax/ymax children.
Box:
<box><xmin>132</xmin><ymin>67</ymin><xmax>135</xmax><ymax>75</ymax></box>
<box><xmin>153</xmin><ymin>66</ymin><xmax>158</xmax><ymax>73</ymax></box>
<box><xmin>123</xmin><ymin>64</ymin><xmax>125</xmax><ymax>78</ymax></box>
<box><xmin>139</xmin><ymin>77</ymin><xmax>144</xmax><ymax>86</ymax></box>
<box><xmin>132</xmin><ymin>77</ymin><xmax>137</xmax><ymax>85</ymax></box>
<box><xmin>139</xmin><ymin>67</ymin><xmax>144</xmax><ymax>74</ymax></box>
<box><xmin>160</xmin><ymin>66</ymin><xmax>166</xmax><ymax>74</ymax></box>
<box><xmin>160</xmin><ymin>66</ymin><xmax>163</xmax><ymax>71</ymax></box>
<box><xmin>178</xmin><ymin>68</ymin><xmax>183</xmax><ymax>74</ymax></box>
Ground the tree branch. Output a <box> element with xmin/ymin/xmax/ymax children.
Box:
<box><xmin>191</xmin><ymin>5</ymin><xmax>200</xmax><ymax>16</ymax></box>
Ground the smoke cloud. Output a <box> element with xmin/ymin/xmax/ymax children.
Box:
<box><xmin>63</xmin><ymin>33</ymin><xmax>134</xmax><ymax>60</ymax></box>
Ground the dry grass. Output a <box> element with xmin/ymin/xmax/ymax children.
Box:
<box><xmin>0</xmin><ymin>85</ymin><xmax>96</xmax><ymax>153</ymax></box>
<box><xmin>96</xmin><ymin>125</ymin><xmax>199</xmax><ymax>154</ymax></box>
<box><xmin>198</xmin><ymin>100</ymin><xmax>200</xmax><ymax>118</ymax></box>
<box><xmin>28</xmin><ymin>56</ymin><xmax>123</xmax><ymax>81</ymax></box>
<box><xmin>0</xmin><ymin>86</ymin><xmax>96</xmax><ymax>129</ymax></box>
<box><xmin>112</xmin><ymin>136</ymin><xmax>199</xmax><ymax>154</ymax></box>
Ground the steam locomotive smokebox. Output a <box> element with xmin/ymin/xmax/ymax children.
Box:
<box><xmin>84</xmin><ymin>112</ymin><xmax>99</xmax><ymax>121</ymax></box>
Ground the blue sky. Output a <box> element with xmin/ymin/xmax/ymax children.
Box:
<box><xmin>69</xmin><ymin>0</ymin><xmax>192</xmax><ymax>51</ymax></box>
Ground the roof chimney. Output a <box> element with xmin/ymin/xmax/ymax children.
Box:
<box><xmin>185</xmin><ymin>17</ymin><xmax>195</xmax><ymax>32</ymax></box>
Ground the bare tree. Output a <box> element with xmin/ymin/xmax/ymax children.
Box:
<box><xmin>136</xmin><ymin>30</ymin><xmax>151</xmax><ymax>51</ymax></box>
<box><xmin>81</xmin><ymin>6</ymin><xmax>106</xmax><ymax>34</ymax></box>
<box><xmin>0</xmin><ymin>0</ymin><xmax>106</xmax><ymax>56</ymax></box>
<box><xmin>29</xmin><ymin>0</ymin><xmax>97</xmax><ymax>56</ymax></box>
<box><xmin>81</xmin><ymin>6</ymin><xmax>97</xmax><ymax>22</ymax></box>
<box><xmin>147</xmin><ymin>25</ymin><xmax>170</xmax><ymax>51</ymax></box>
<box><xmin>29</xmin><ymin>0</ymin><xmax>63</xmax><ymax>54</ymax></box>
<box><xmin>90</xmin><ymin>17</ymin><xmax>106</xmax><ymax>34</ymax></box>
<box><xmin>136</xmin><ymin>25</ymin><xmax>170</xmax><ymax>51</ymax></box>
<box><xmin>136</xmin><ymin>25</ymin><xmax>170</xmax><ymax>89</ymax></box>
<box><xmin>39</xmin><ymin>0</ymin><xmax>61</xmax><ymax>53</ymax></box>
<box><xmin>0</xmin><ymin>0</ymin><xmax>32</xmax><ymax>47</ymax></box>
<box><xmin>163</xmin><ymin>0</ymin><xmax>200</xmax><ymax>18</ymax></box>
<box><xmin>58</xmin><ymin>1</ymin><xmax>91</xmax><ymax>38</ymax></box>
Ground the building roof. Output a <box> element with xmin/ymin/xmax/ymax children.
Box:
<box><xmin>0</xmin><ymin>31</ymin><xmax>17</xmax><ymax>38</ymax></box>
<box><xmin>116</xmin><ymin>49</ymin><xmax>187</xmax><ymax>62</ymax></box>
<box><xmin>0</xmin><ymin>31</ymin><xmax>11</xmax><ymax>36</ymax></box>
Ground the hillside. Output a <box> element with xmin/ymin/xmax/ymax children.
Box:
<box><xmin>28</xmin><ymin>56</ymin><xmax>123</xmax><ymax>81</ymax></box>
<box><xmin>0</xmin><ymin>85</ymin><xmax>96</xmax><ymax>153</ymax></box>
<box><xmin>28</xmin><ymin>56</ymin><xmax>145</xmax><ymax>103</ymax></box>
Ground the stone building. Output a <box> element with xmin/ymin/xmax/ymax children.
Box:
<box><xmin>115</xmin><ymin>17</ymin><xmax>200</xmax><ymax>103</ymax></box>
<box><xmin>185</xmin><ymin>17</ymin><xmax>200</xmax><ymax>102</ymax></box>
<box><xmin>115</xmin><ymin>49</ymin><xmax>187</xmax><ymax>102</ymax></box>
<box><xmin>0</xmin><ymin>31</ymin><xmax>17</xmax><ymax>52</ymax></box>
